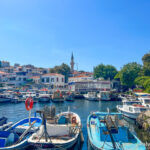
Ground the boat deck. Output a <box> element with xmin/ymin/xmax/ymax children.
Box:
<box><xmin>88</xmin><ymin>113</ymin><xmax>146</xmax><ymax>150</ymax></box>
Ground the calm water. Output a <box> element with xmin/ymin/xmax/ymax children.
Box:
<box><xmin>0</xmin><ymin>100</ymin><xmax>143</xmax><ymax>150</ymax></box>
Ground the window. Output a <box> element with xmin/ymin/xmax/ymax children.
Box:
<box><xmin>42</xmin><ymin>78</ymin><xmax>44</xmax><ymax>82</ymax></box>
<box><xmin>51</xmin><ymin>78</ymin><xmax>54</xmax><ymax>82</ymax></box>
<box><xmin>46</xmin><ymin>78</ymin><xmax>49</xmax><ymax>83</ymax></box>
<box><xmin>57</xmin><ymin>77</ymin><xmax>59</xmax><ymax>82</ymax></box>
<box><xmin>62</xmin><ymin>78</ymin><xmax>64</xmax><ymax>82</ymax></box>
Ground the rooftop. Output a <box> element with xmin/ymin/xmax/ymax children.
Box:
<box><xmin>42</xmin><ymin>73</ymin><xmax>64</xmax><ymax>77</ymax></box>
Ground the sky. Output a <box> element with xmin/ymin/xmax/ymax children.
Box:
<box><xmin>0</xmin><ymin>0</ymin><xmax>150</xmax><ymax>71</ymax></box>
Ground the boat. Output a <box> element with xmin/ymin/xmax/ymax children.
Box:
<box><xmin>0</xmin><ymin>117</ymin><xmax>7</xmax><ymax>126</ymax></box>
<box><xmin>64</xmin><ymin>92</ymin><xmax>75</xmax><ymax>102</ymax></box>
<box><xmin>51</xmin><ymin>90</ymin><xmax>64</xmax><ymax>102</ymax></box>
<box><xmin>28</xmin><ymin>106</ymin><xmax>82</xmax><ymax>149</ymax></box>
<box><xmin>87</xmin><ymin>112</ymin><xmax>146</xmax><ymax>150</ymax></box>
<box><xmin>0</xmin><ymin>117</ymin><xmax>42</xmax><ymax>150</ymax></box>
<box><xmin>38</xmin><ymin>89</ymin><xmax>51</xmax><ymax>102</ymax></box>
<box><xmin>138</xmin><ymin>97</ymin><xmax>150</xmax><ymax>107</ymax></box>
<box><xmin>74</xmin><ymin>93</ymin><xmax>85</xmax><ymax>99</ymax></box>
<box><xmin>0</xmin><ymin>94</ymin><xmax>11</xmax><ymax>103</ymax></box>
<box><xmin>84</xmin><ymin>92</ymin><xmax>98</xmax><ymax>101</ymax></box>
<box><xmin>117</xmin><ymin>100</ymin><xmax>150</xmax><ymax>119</ymax></box>
<box><xmin>97</xmin><ymin>91</ymin><xmax>111</xmax><ymax>101</ymax></box>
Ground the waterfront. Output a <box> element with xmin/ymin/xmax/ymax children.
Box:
<box><xmin>0</xmin><ymin>99</ymin><xmax>147</xmax><ymax>150</ymax></box>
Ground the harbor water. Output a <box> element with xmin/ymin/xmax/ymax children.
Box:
<box><xmin>0</xmin><ymin>100</ymin><xmax>145</xmax><ymax>149</ymax></box>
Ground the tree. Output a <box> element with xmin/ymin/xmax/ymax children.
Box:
<box><xmin>119</xmin><ymin>62</ymin><xmax>142</xmax><ymax>88</ymax></box>
<box><xmin>94</xmin><ymin>64</ymin><xmax>118</xmax><ymax>80</ymax></box>
<box><xmin>50</xmin><ymin>63</ymin><xmax>71</xmax><ymax>83</ymax></box>
<box><xmin>142</xmin><ymin>52</ymin><xmax>150</xmax><ymax>76</ymax></box>
<box><xmin>134</xmin><ymin>76</ymin><xmax>150</xmax><ymax>87</ymax></box>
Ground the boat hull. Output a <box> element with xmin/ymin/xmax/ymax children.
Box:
<box><xmin>38</xmin><ymin>97</ymin><xmax>50</xmax><ymax>102</ymax></box>
<box><xmin>51</xmin><ymin>99</ymin><xmax>64</xmax><ymax>103</ymax></box>
<box><xmin>117</xmin><ymin>109</ymin><xmax>139</xmax><ymax>119</ymax></box>
<box><xmin>31</xmin><ymin>135</ymin><xmax>79</xmax><ymax>149</ymax></box>
<box><xmin>0</xmin><ymin>98</ymin><xmax>11</xmax><ymax>103</ymax></box>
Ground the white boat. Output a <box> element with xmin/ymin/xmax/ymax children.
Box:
<box><xmin>0</xmin><ymin>94</ymin><xmax>11</xmax><ymax>103</ymax></box>
<box><xmin>84</xmin><ymin>92</ymin><xmax>98</xmax><ymax>101</ymax></box>
<box><xmin>38</xmin><ymin>89</ymin><xmax>51</xmax><ymax>102</ymax></box>
<box><xmin>97</xmin><ymin>91</ymin><xmax>111</xmax><ymax>101</ymax></box>
<box><xmin>28</xmin><ymin>110</ymin><xmax>82</xmax><ymax>149</ymax></box>
<box><xmin>117</xmin><ymin>101</ymin><xmax>150</xmax><ymax>119</ymax></box>
<box><xmin>138</xmin><ymin>97</ymin><xmax>150</xmax><ymax>107</ymax></box>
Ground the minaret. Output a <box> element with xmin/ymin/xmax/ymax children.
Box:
<box><xmin>70</xmin><ymin>52</ymin><xmax>75</xmax><ymax>73</ymax></box>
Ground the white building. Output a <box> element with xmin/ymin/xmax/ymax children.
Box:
<box><xmin>0</xmin><ymin>71</ymin><xmax>8</xmax><ymax>82</ymax></box>
<box><xmin>68</xmin><ymin>75</ymin><xmax>93</xmax><ymax>82</ymax></box>
<box><xmin>41</xmin><ymin>73</ymin><xmax>65</xmax><ymax>87</ymax></box>
<box><xmin>31</xmin><ymin>76</ymin><xmax>41</xmax><ymax>84</ymax></box>
<box><xmin>68</xmin><ymin>80</ymin><xmax>111</xmax><ymax>92</ymax></box>
<box><xmin>0</xmin><ymin>61</ymin><xmax>10</xmax><ymax>68</ymax></box>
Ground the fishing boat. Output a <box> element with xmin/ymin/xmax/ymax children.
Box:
<box><xmin>64</xmin><ymin>93</ymin><xmax>75</xmax><ymax>102</ymax></box>
<box><xmin>0</xmin><ymin>94</ymin><xmax>11</xmax><ymax>103</ymax></box>
<box><xmin>138</xmin><ymin>97</ymin><xmax>150</xmax><ymax>107</ymax></box>
<box><xmin>0</xmin><ymin>117</ymin><xmax>7</xmax><ymax>126</ymax></box>
<box><xmin>51</xmin><ymin>90</ymin><xmax>64</xmax><ymax>102</ymax></box>
<box><xmin>0</xmin><ymin>117</ymin><xmax>42</xmax><ymax>150</ymax></box>
<box><xmin>84</xmin><ymin>92</ymin><xmax>98</xmax><ymax>101</ymax></box>
<box><xmin>87</xmin><ymin>112</ymin><xmax>146</xmax><ymax>150</ymax></box>
<box><xmin>97</xmin><ymin>91</ymin><xmax>111</xmax><ymax>101</ymax></box>
<box><xmin>38</xmin><ymin>89</ymin><xmax>51</xmax><ymax>102</ymax></box>
<box><xmin>28</xmin><ymin>106</ymin><xmax>82</xmax><ymax>149</ymax></box>
<box><xmin>117</xmin><ymin>101</ymin><xmax>150</xmax><ymax>119</ymax></box>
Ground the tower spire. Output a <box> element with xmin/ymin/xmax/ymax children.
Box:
<box><xmin>70</xmin><ymin>52</ymin><xmax>75</xmax><ymax>73</ymax></box>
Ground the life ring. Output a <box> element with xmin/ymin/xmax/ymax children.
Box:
<box><xmin>25</xmin><ymin>97</ymin><xmax>33</xmax><ymax>111</ymax></box>
<box><xmin>72</xmin><ymin>116</ymin><xmax>77</xmax><ymax>124</ymax></box>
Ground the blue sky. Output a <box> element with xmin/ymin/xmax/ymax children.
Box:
<box><xmin>0</xmin><ymin>0</ymin><xmax>150</xmax><ymax>71</ymax></box>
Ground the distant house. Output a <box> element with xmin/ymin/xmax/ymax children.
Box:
<box><xmin>68</xmin><ymin>80</ymin><xmax>111</xmax><ymax>92</ymax></box>
<box><xmin>68</xmin><ymin>75</ymin><xmax>93</xmax><ymax>83</ymax></box>
<box><xmin>30</xmin><ymin>76</ymin><xmax>40</xmax><ymax>84</ymax></box>
<box><xmin>41</xmin><ymin>73</ymin><xmax>65</xmax><ymax>87</ymax></box>
<box><xmin>0</xmin><ymin>71</ymin><xmax>8</xmax><ymax>82</ymax></box>
<box><xmin>0</xmin><ymin>61</ymin><xmax>10</xmax><ymax>68</ymax></box>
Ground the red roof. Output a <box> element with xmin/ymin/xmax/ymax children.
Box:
<box><xmin>40</xmin><ymin>88</ymin><xmax>48</xmax><ymax>91</ymax></box>
<box><xmin>69</xmin><ymin>75</ymin><xmax>91</xmax><ymax>78</ymax></box>
<box><xmin>0</xmin><ymin>71</ymin><xmax>7</xmax><ymax>74</ymax></box>
<box><xmin>31</xmin><ymin>76</ymin><xmax>40</xmax><ymax>79</ymax></box>
<box><xmin>42</xmin><ymin>73</ymin><xmax>64</xmax><ymax>77</ymax></box>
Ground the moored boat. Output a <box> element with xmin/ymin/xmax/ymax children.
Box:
<box><xmin>84</xmin><ymin>92</ymin><xmax>98</xmax><ymax>101</ymax></box>
<box><xmin>38</xmin><ymin>89</ymin><xmax>51</xmax><ymax>102</ymax></box>
<box><xmin>51</xmin><ymin>90</ymin><xmax>64</xmax><ymax>102</ymax></box>
<box><xmin>0</xmin><ymin>117</ymin><xmax>42</xmax><ymax>150</ymax></box>
<box><xmin>64</xmin><ymin>93</ymin><xmax>75</xmax><ymax>102</ymax></box>
<box><xmin>117</xmin><ymin>100</ymin><xmax>150</xmax><ymax>119</ymax></box>
<box><xmin>28</xmin><ymin>107</ymin><xmax>82</xmax><ymax>149</ymax></box>
<box><xmin>0</xmin><ymin>94</ymin><xmax>11</xmax><ymax>103</ymax></box>
<box><xmin>87</xmin><ymin>112</ymin><xmax>146</xmax><ymax>150</ymax></box>
<box><xmin>97</xmin><ymin>91</ymin><xmax>111</xmax><ymax>101</ymax></box>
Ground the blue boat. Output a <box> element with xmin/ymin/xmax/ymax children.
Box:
<box><xmin>87</xmin><ymin>112</ymin><xmax>146</xmax><ymax>150</ymax></box>
<box><xmin>0</xmin><ymin>117</ymin><xmax>7</xmax><ymax>126</ymax></box>
<box><xmin>0</xmin><ymin>117</ymin><xmax>42</xmax><ymax>150</ymax></box>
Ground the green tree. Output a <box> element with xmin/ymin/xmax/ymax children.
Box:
<box><xmin>142</xmin><ymin>52</ymin><xmax>150</xmax><ymax>76</ymax></box>
<box><xmin>94</xmin><ymin>64</ymin><xmax>118</xmax><ymax>80</ymax></box>
<box><xmin>119</xmin><ymin>62</ymin><xmax>142</xmax><ymax>88</ymax></box>
<box><xmin>134</xmin><ymin>76</ymin><xmax>150</xmax><ymax>87</ymax></box>
<box><xmin>50</xmin><ymin>63</ymin><xmax>71</xmax><ymax>83</ymax></box>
